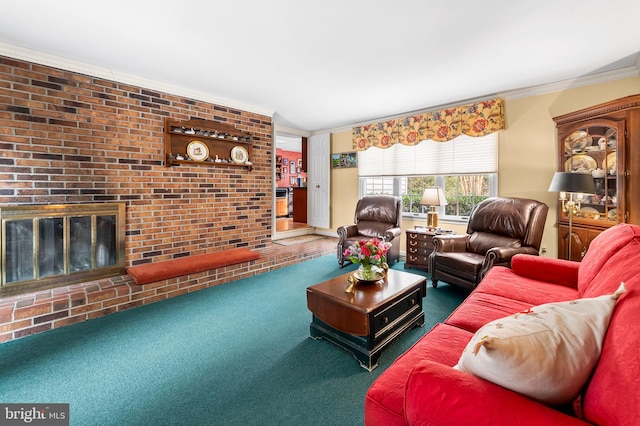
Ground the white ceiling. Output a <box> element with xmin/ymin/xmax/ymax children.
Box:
<box><xmin>1</xmin><ymin>0</ymin><xmax>640</xmax><ymax>133</ymax></box>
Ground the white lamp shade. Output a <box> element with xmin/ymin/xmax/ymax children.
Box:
<box><xmin>419</xmin><ymin>187</ymin><xmax>448</xmax><ymax>206</ymax></box>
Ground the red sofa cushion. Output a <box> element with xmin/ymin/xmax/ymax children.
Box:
<box><xmin>446</xmin><ymin>266</ymin><xmax>580</xmax><ymax>333</ymax></box>
<box><xmin>405</xmin><ymin>361</ymin><xmax>588</xmax><ymax>425</ymax></box>
<box><xmin>127</xmin><ymin>248</ymin><xmax>260</xmax><ymax>285</ymax></box>
<box><xmin>364</xmin><ymin>323</ymin><xmax>472</xmax><ymax>426</ymax></box>
<box><xmin>578</xmin><ymin>223</ymin><xmax>640</xmax><ymax>297</ymax></box>
<box><xmin>474</xmin><ymin>265</ymin><xmax>580</xmax><ymax>306</ymax></box>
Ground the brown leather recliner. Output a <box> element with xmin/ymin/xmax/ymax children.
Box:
<box><xmin>337</xmin><ymin>195</ymin><xmax>402</xmax><ymax>268</ymax></box>
<box><xmin>429</xmin><ymin>197</ymin><xmax>548</xmax><ymax>291</ymax></box>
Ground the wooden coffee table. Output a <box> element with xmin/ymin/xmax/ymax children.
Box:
<box><xmin>306</xmin><ymin>269</ymin><xmax>426</xmax><ymax>371</ymax></box>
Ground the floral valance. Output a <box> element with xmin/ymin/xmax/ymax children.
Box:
<box><xmin>352</xmin><ymin>98</ymin><xmax>505</xmax><ymax>151</ymax></box>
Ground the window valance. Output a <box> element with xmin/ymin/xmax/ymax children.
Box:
<box><xmin>352</xmin><ymin>98</ymin><xmax>504</xmax><ymax>151</ymax></box>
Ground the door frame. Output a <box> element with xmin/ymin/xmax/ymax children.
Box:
<box><xmin>273</xmin><ymin>125</ymin><xmax>313</xmax><ymax>239</ymax></box>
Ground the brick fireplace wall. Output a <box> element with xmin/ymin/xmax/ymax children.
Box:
<box><xmin>0</xmin><ymin>55</ymin><xmax>279</xmax><ymax>342</ymax></box>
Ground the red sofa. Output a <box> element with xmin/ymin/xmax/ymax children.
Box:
<box><xmin>365</xmin><ymin>223</ymin><xmax>640</xmax><ymax>426</ymax></box>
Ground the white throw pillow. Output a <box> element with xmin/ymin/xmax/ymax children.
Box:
<box><xmin>455</xmin><ymin>283</ymin><xmax>626</xmax><ymax>405</ymax></box>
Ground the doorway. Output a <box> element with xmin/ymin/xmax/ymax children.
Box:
<box><xmin>274</xmin><ymin>132</ymin><xmax>312</xmax><ymax>238</ymax></box>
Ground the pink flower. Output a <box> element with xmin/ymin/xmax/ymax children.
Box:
<box><xmin>343</xmin><ymin>238</ymin><xmax>391</xmax><ymax>267</ymax></box>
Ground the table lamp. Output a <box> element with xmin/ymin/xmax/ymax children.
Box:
<box><xmin>548</xmin><ymin>172</ymin><xmax>596</xmax><ymax>260</ymax></box>
<box><xmin>420</xmin><ymin>187</ymin><xmax>448</xmax><ymax>229</ymax></box>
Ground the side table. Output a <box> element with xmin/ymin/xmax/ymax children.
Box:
<box><xmin>404</xmin><ymin>229</ymin><xmax>435</xmax><ymax>272</ymax></box>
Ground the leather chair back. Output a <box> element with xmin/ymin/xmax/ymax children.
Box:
<box><xmin>354</xmin><ymin>195</ymin><xmax>401</xmax><ymax>238</ymax></box>
<box><xmin>466</xmin><ymin>197</ymin><xmax>547</xmax><ymax>254</ymax></box>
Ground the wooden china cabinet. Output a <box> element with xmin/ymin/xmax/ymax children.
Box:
<box><xmin>553</xmin><ymin>95</ymin><xmax>640</xmax><ymax>260</ymax></box>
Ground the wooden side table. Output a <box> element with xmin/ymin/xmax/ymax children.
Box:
<box><xmin>404</xmin><ymin>229</ymin><xmax>436</xmax><ymax>272</ymax></box>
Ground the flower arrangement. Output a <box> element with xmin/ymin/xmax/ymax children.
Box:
<box><xmin>344</xmin><ymin>238</ymin><xmax>392</xmax><ymax>280</ymax></box>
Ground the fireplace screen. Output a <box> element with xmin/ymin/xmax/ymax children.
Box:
<box><xmin>1</xmin><ymin>203</ymin><xmax>125</xmax><ymax>296</ymax></box>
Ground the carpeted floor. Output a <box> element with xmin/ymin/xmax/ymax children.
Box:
<box><xmin>0</xmin><ymin>255</ymin><xmax>466</xmax><ymax>426</ymax></box>
<box><xmin>273</xmin><ymin>234</ymin><xmax>327</xmax><ymax>246</ymax></box>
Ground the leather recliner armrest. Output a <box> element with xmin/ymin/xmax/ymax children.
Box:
<box><xmin>384</xmin><ymin>227</ymin><xmax>401</xmax><ymax>241</ymax></box>
<box><xmin>337</xmin><ymin>225</ymin><xmax>359</xmax><ymax>239</ymax></box>
<box><xmin>479</xmin><ymin>246</ymin><xmax>539</xmax><ymax>279</ymax></box>
<box><xmin>433</xmin><ymin>234</ymin><xmax>470</xmax><ymax>252</ymax></box>
<box><xmin>485</xmin><ymin>246</ymin><xmax>539</xmax><ymax>264</ymax></box>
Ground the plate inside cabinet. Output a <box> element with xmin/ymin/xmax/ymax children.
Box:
<box><xmin>608</xmin><ymin>209</ymin><xmax>617</xmax><ymax>221</ymax></box>
<box><xmin>564</xmin><ymin>130</ymin><xmax>590</xmax><ymax>154</ymax></box>
<box><xmin>564</xmin><ymin>154</ymin><xmax>596</xmax><ymax>172</ymax></box>
<box><xmin>231</xmin><ymin>146</ymin><xmax>249</xmax><ymax>164</ymax></box>
<box><xmin>602</xmin><ymin>152</ymin><xmax>616</xmax><ymax>172</ymax></box>
<box><xmin>187</xmin><ymin>140</ymin><xmax>209</xmax><ymax>162</ymax></box>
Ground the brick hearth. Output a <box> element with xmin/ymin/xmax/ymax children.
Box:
<box><xmin>0</xmin><ymin>237</ymin><xmax>338</xmax><ymax>342</ymax></box>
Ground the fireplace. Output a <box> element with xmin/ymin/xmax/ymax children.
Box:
<box><xmin>0</xmin><ymin>203</ymin><xmax>126</xmax><ymax>297</ymax></box>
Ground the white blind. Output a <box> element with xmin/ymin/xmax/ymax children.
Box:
<box><xmin>358</xmin><ymin>133</ymin><xmax>498</xmax><ymax>176</ymax></box>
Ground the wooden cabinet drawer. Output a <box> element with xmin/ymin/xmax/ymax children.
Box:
<box><xmin>407</xmin><ymin>239</ymin><xmax>433</xmax><ymax>252</ymax></box>
<box><xmin>406</xmin><ymin>253</ymin><xmax>429</xmax><ymax>266</ymax></box>
<box><xmin>373</xmin><ymin>288</ymin><xmax>422</xmax><ymax>340</ymax></box>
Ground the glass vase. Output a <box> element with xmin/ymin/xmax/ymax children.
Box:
<box><xmin>358</xmin><ymin>264</ymin><xmax>383</xmax><ymax>281</ymax></box>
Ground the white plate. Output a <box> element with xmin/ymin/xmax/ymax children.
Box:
<box><xmin>231</xmin><ymin>146</ymin><xmax>249</xmax><ymax>164</ymax></box>
<box><xmin>186</xmin><ymin>140</ymin><xmax>209</xmax><ymax>162</ymax></box>
<box><xmin>564</xmin><ymin>154</ymin><xmax>596</xmax><ymax>172</ymax></box>
<box><xmin>564</xmin><ymin>130</ymin><xmax>589</xmax><ymax>154</ymax></box>
<box><xmin>602</xmin><ymin>152</ymin><xmax>616</xmax><ymax>171</ymax></box>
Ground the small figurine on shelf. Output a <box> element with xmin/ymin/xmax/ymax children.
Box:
<box><xmin>214</xmin><ymin>155</ymin><xmax>221</xmax><ymax>163</ymax></box>
<box><xmin>175</xmin><ymin>154</ymin><xmax>184</xmax><ymax>160</ymax></box>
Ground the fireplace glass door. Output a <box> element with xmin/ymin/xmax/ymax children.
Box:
<box><xmin>1</xmin><ymin>203</ymin><xmax>125</xmax><ymax>296</ymax></box>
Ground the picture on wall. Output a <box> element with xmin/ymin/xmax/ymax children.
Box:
<box><xmin>331</xmin><ymin>152</ymin><xmax>358</xmax><ymax>169</ymax></box>
<box><xmin>283</xmin><ymin>167</ymin><xmax>288</xmax><ymax>174</ymax></box>
<box><xmin>284</xmin><ymin>158</ymin><xmax>289</xmax><ymax>166</ymax></box>
<box><xmin>297</xmin><ymin>158</ymin><xmax>302</xmax><ymax>167</ymax></box>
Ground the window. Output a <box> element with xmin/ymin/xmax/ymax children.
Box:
<box><xmin>358</xmin><ymin>133</ymin><xmax>498</xmax><ymax>222</ymax></box>
<box><xmin>360</xmin><ymin>174</ymin><xmax>496</xmax><ymax>222</ymax></box>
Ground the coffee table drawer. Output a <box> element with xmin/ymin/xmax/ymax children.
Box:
<box><xmin>373</xmin><ymin>288</ymin><xmax>421</xmax><ymax>338</ymax></box>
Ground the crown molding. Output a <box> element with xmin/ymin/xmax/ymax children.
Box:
<box><xmin>274</xmin><ymin>124</ymin><xmax>311</xmax><ymax>138</ymax></box>
<box><xmin>0</xmin><ymin>42</ymin><xmax>275</xmax><ymax>118</ymax></box>
<box><xmin>500</xmin><ymin>65</ymin><xmax>640</xmax><ymax>101</ymax></box>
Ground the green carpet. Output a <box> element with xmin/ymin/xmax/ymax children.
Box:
<box><xmin>0</xmin><ymin>256</ymin><xmax>466</xmax><ymax>426</ymax></box>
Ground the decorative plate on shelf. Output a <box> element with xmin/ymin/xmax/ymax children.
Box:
<box><xmin>608</xmin><ymin>209</ymin><xmax>617</xmax><ymax>221</ymax></box>
<box><xmin>564</xmin><ymin>130</ymin><xmax>590</xmax><ymax>154</ymax></box>
<box><xmin>564</xmin><ymin>154</ymin><xmax>597</xmax><ymax>172</ymax></box>
<box><xmin>602</xmin><ymin>152</ymin><xmax>616</xmax><ymax>171</ymax></box>
<box><xmin>579</xmin><ymin>207</ymin><xmax>600</xmax><ymax>220</ymax></box>
<box><xmin>186</xmin><ymin>140</ymin><xmax>209</xmax><ymax>162</ymax></box>
<box><xmin>231</xmin><ymin>146</ymin><xmax>249</xmax><ymax>164</ymax></box>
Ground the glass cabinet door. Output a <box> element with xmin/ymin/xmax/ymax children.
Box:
<box><xmin>561</xmin><ymin>119</ymin><xmax>623</xmax><ymax>225</ymax></box>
